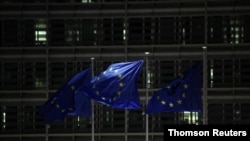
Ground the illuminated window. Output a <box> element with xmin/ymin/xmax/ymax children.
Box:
<box><xmin>66</xmin><ymin>30</ymin><xmax>73</xmax><ymax>42</ymax></box>
<box><xmin>147</xmin><ymin>70</ymin><xmax>153</xmax><ymax>88</ymax></box>
<box><xmin>106</xmin><ymin>111</ymin><xmax>110</xmax><ymax>122</ymax></box>
<box><xmin>76</xmin><ymin>30</ymin><xmax>80</xmax><ymax>42</ymax></box>
<box><xmin>65</xmin><ymin>20</ymin><xmax>75</xmax><ymax>45</ymax></box>
<box><xmin>77</xmin><ymin>116</ymin><xmax>80</xmax><ymax>127</ymax></box>
<box><xmin>35</xmin><ymin>19</ymin><xmax>47</xmax><ymax>46</ymax></box>
<box><xmin>183</xmin><ymin>111</ymin><xmax>199</xmax><ymax>125</ymax></box>
<box><xmin>210</xmin><ymin>27</ymin><xmax>214</xmax><ymax>38</ymax></box>
<box><xmin>210</xmin><ymin>61</ymin><xmax>214</xmax><ymax>88</ymax></box>
<box><xmin>2</xmin><ymin>106</ymin><xmax>6</xmax><ymax>129</ymax></box>
<box><xmin>224</xmin><ymin>17</ymin><xmax>244</xmax><ymax>44</ymax></box>
<box><xmin>182</xmin><ymin>28</ymin><xmax>186</xmax><ymax>44</ymax></box>
<box><xmin>35</xmin><ymin>78</ymin><xmax>45</xmax><ymax>88</ymax></box>
<box><xmin>123</xmin><ymin>22</ymin><xmax>126</xmax><ymax>40</ymax></box>
<box><xmin>234</xmin><ymin>19</ymin><xmax>244</xmax><ymax>44</ymax></box>
<box><xmin>35</xmin><ymin>31</ymin><xmax>46</xmax><ymax>41</ymax></box>
<box><xmin>123</xmin><ymin>29</ymin><xmax>126</xmax><ymax>40</ymax></box>
<box><xmin>82</xmin><ymin>0</ymin><xmax>91</xmax><ymax>3</ymax></box>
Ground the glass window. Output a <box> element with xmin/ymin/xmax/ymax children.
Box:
<box><xmin>35</xmin><ymin>19</ymin><xmax>47</xmax><ymax>46</ymax></box>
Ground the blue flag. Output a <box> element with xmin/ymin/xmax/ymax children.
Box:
<box><xmin>39</xmin><ymin>68</ymin><xmax>92</xmax><ymax>124</ymax></box>
<box><xmin>90</xmin><ymin>60</ymin><xmax>144</xmax><ymax>109</ymax></box>
<box><xmin>146</xmin><ymin>63</ymin><xmax>202</xmax><ymax>114</ymax></box>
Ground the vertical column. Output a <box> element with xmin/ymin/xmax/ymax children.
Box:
<box><xmin>91</xmin><ymin>57</ymin><xmax>95</xmax><ymax>141</ymax></box>
<box><xmin>202</xmin><ymin>46</ymin><xmax>207</xmax><ymax>125</ymax></box>
<box><xmin>145</xmin><ymin>52</ymin><xmax>150</xmax><ymax>141</ymax></box>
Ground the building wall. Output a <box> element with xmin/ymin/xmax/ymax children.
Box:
<box><xmin>1</xmin><ymin>0</ymin><xmax>250</xmax><ymax>141</ymax></box>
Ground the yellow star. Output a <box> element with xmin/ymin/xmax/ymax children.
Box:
<box><xmin>117</xmin><ymin>91</ymin><xmax>121</xmax><ymax>95</ymax></box>
<box><xmin>184</xmin><ymin>84</ymin><xmax>188</xmax><ymax>89</ymax></box>
<box><xmin>118</xmin><ymin>74</ymin><xmax>122</xmax><ymax>79</ymax></box>
<box><xmin>169</xmin><ymin>102</ymin><xmax>174</xmax><ymax>107</ymax></box>
<box><xmin>56</xmin><ymin>104</ymin><xmax>60</xmax><ymax>109</ymax></box>
<box><xmin>182</xmin><ymin>93</ymin><xmax>186</xmax><ymax>98</ymax></box>
<box><xmin>71</xmin><ymin>85</ymin><xmax>75</xmax><ymax>90</ymax></box>
<box><xmin>119</xmin><ymin>82</ymin><xmax>124</xmax><ymax>87</ymax></box>
<box><xmin>177</xmin><ymin>99</ymin><xmax>182</xmax><ymax>104</ymax></box>
<box><xmin>179</xmin><ymin>73</ymin><xmax>183</xmax><ymax>78</ymax></box>
<box><xmin>161</xmin><ymin>100</ymin><xmax>166</xmax><ymax>105</ymax></box>
<box><xmin>96</xmin><ymin>91</ymin><xmax>100</xmax><ymax>95</ymax></box>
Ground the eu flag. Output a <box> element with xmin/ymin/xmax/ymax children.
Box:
<box><xmin>39</xmin><ymin>68</ymin><xmax>92</xmax><ymax>124</ymax></box>
<box><xmin>90</xmin><ymin>60</ymin><xmax>144</xmax><ymax>109</ymax></box>
<box><xmin>146</xmin><ymin>63</ymin><xmax>202</xmax><ymax>114</ymax></box>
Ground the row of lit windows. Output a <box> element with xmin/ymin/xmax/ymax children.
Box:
<box><xmin>0</xmin><ymin>0</ymin><xmax>189</xmax><ymax>4</ymax></box>
<box><xmin>0</xmin><ymin>16</ymin><xmax>250</xmax><ymax>46</ymax></box>
<box><xmin>1</xmin><ymin>0</ymin><xmax>250</xmax><ymax>4</ymax></box>
<box><xmin>0</xmin><ymin>104</ymin><xmax>175</xmax><ymax>133</ymax></box>
<box><xmin>0</xmin><ymin>0</ymin><xmax>94</xmax><ymax>3</ymax></box>
<box><xmin>1</xmin><ymin>103</ymin><xmax>249</xmax><ymax>134</ymax></box>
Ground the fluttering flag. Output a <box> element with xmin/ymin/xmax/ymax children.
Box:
<box><xmin>39</xmin><ymin>68</ymin><xmax>92</xmax><ymax>124</ymax></box>
<box><xmin>146</xmin><ymin>63</ymin><xmax>202</xmax><ymax>114</ymax></box>
<box><xmin>90</xmin><ymin>60</ymin><xmax>144</xmax><ymax>109</ymax></box>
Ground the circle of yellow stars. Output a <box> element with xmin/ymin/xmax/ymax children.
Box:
<box><xmin>157</xmin><ymin>83</ymin><xmax>188</xmax><ymax>108</ymax></box>
<box><xmin>92</xmin><ymin>69</ymin><xmax>125</xmax><ymax>104</ymax></box>
<box><xmin>50</xmin><ymin>84</ymin><xmax>76</xmax><ymax>113</ymax></box>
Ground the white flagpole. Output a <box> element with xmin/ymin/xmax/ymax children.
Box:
<box><xmin>91</xmin><ymin>57</ymin><xmax>95</xmax><ymax>141</ymax></box>
<box><xmin>202</xmin><ymin>46</ymin><xmax>207</xmax><ymax>125</ymax></box>
<box><xmin>145</xmin><ymin>52</ymin><xmax>150</xmax><ymax>141</ymax></box>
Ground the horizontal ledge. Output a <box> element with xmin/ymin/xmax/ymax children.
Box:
<box><xmin>0</xmin><ymin>132</ymin><xmax>163</xmax><ymax>137</ymax></box>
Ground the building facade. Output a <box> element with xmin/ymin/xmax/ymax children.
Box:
<box><xmin>1</xmin><ymin>0</ymin><xmax>250</xmax><ymax>141</ymax></box>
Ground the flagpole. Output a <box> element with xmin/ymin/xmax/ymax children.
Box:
<box><xmin>202</xmin><ymin>46</ymin><xmax>207</xmax><ymax>125</ymax></box>
<box><xmin>145</xmin><ymin>52</ymin><xmax>150</xmax><ymax>141</ymax></box>
<box><xmin>91</xmin><ymin>57</ymin><xmax>95</xmax><ymax>141</ymax></box>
